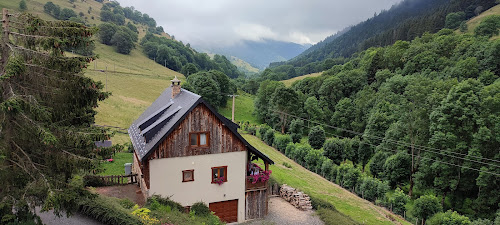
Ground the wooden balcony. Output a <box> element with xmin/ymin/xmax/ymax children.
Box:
<box><xmin>246</xmin><ymin>178</ymin><xmax>268</xmax><ymax>191</ymax></box>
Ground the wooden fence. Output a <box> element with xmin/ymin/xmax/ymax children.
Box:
<box><xmin>86</xmin><ymin>174</ymin><xmax>138</xmax><ymax>186</ymax></box>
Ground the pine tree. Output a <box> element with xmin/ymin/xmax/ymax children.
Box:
<box><xmin>0</xmin><ymin>12</ymin><xmax>109</xmax><ymax>222</ymax></box>
<box><xmin>19</xmin><ymin>0</ymin><xmax>27</xmax><ymax>11</ymax></box>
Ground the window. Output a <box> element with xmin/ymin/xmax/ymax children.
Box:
<box><xmin>189</xmin><ymin>132</ymin><xmax>209</xmax><ymax>147</ymax></box>
<box><xmin>182</xmin><ymin>170</ymin><xmax>194</xmax><ymax>182</ymax></box>
<box><xmin>211</xmin><ymin>166</ymin><xmax>227</xmax><ymax>183</ymax></box>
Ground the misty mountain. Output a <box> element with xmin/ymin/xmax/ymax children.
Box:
<box><xmin>198</xmin><ymin>39</ymin><xmax>311</xmax><ymax>70</ymax></box>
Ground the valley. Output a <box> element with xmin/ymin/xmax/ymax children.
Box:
<box><xmin>1</xmin><ymin>0</ymin><xmax>499</xmax><ymax>224</ymax></box>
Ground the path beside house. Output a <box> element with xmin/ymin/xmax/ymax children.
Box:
<box><xmin>243</xmin><ymin>196</ymin><xmax>324</xmax><ymax>225</ymax></box>
<box><xmin>36</xmin><ymin>207</ymin><xmax>103</xmax><ymax>225</ymax></box>
<box><xmin>94</xmin><ymin>184</ymin><xmax>146</xmax><ymax>206</ymax></box>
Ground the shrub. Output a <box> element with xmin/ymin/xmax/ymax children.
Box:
<box><xmin>304</xmin><ymin>149</ymin><xmax>324</xmax><ymax>173</ymax></box>
<box><xmin>191</xmin><ymin>202</ymin><xmax>210</xmax><ymax>217</ymax></box>
<box><xmin>83</xmin><ymin>176</ymin><xmax>106</xmax><ymax>187</ymax></box>
<box><xmin>336</xmin><ymin>162</ymin><xmax>361</xmax><ymax>192</ymax></box>
<box><xmin>273</xmin><ymin>134</ymin><xmax>292</xmax><ymax>153</ymax></box>
<box><xmin>282</xmin><ymin>162</ymin><xmax>292</xmax><ymax>168</ymax></box>
<box><xmin>258</xmin><ymin>125</ymin><xmax>270</xmax><ymax>139</ymax></box>
<box><xmin>412</xmin><ymin>194</ymin><xmax>442</xmax><ymax>224</ymax></box>
<box><xmin>308</xmin><ymin>125</ymin><xmax>325</xmax><ymax>149</ymax></box>
<box><xmin>427</xmin><ymin>210</ymin><xmax>471</xmax><ymax>225</ymax></box>
<box><xmin>320</xmin><ymin>158</ymin><xmax>333</xmax><ymax>177</ymax></box>
<box><xmin>329</xmin><ymin>164</ymin><xmax>338</xmax><ymax>182</ymax></box>
<box><xmin>147</xmin><ymin>195</ymin><xmax>183</xmax><ymax>212</ymax></box>
<box><xmin>291</xmin><ymin>133</ymin><xmax>302</xmax><ymax>143</ymax></box>
<box><xmin>285</xmin><ymin>142</ymin><xmax>296</xmax><ymax>158</ymax></box>
<box><xmin>389</xmin><ymin>188</ymin><xmax>409</xmax><ymax>215</ymax></box>
<box><xmin>289</xmin><ymin>119</ymin><xmax>304</xmax><ymax>143</ymax></box>
<box><xmin>471</xmin><ymin>218</ymin><xmax>493</xmax><ymax>225</ymax></box>
<box><xmin>247</xmin><ymin>126</ymin><xmax>256</xmax><ymax>136</ymax></box>
<box><xmin>77</xmin><ymin>196</ymin><xmax>142</xmax><ymax>225</ymax></box>
<box><xmin>294</xmin><ymin>144</ymin><xmax>311</xmax><ymax>165</ymax></box>
<box><xmin>119</xmin><ymin>198</ymin><xmax>135</xmax><ymax>209</ymax></box>
<box><xmin>264</xmin><ymin>129</ymin><xmax>275</xmax><ymax>146</ymax></box>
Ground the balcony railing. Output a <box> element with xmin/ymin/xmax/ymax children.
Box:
<box><xmin>246</xmin><ymin>178</ymin><xmax>267</xmax><ymax>190</ymax></box>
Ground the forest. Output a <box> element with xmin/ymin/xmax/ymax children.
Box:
<box><xmin>252</xmin><ymin>29</ymin><xmax>499</xmax><ymax>223</ymax></box>
<box><xmin>265</xmin><ymin>0</ymin><xmax>498</xmax><ymax>79</ymax></box>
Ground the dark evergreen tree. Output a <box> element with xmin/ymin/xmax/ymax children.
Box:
<box><xmin>0</xmin><ymin>13</ymin><xmax>108</xmax><ymax>222</ymax></box>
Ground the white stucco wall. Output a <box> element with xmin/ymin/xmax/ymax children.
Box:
<box><xmin>149</xmin><ymin>151</ymin><xmax>247</xmax><ymax>222</ymax></box>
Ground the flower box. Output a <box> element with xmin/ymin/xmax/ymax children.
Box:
<box><xmin>246</xmin><ymin>178</ymin><xmax>267</xmax><ymax>190</ymax></box>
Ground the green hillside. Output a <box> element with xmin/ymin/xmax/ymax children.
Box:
<box><xmin>243</xmin><ymin>134</ymin><xmax>409</xmax><ymax>225</ymax></box>
<box><xmin>281</xmin><ymin>72</ymin><xmax>323</xmax><ymax>87</ymax></box>
<box><xmin>463</xmin><ymin>4</ymin><xmax>500</xmax><ymax>39</ymax></box>
<box><xmin>0</xmin><ymin>0</ymin><xmax>184</xmax><ymax>144</ymax></box>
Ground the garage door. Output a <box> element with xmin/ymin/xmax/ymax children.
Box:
<box><xmin>209</xmin><ymin>199</ymin><xmax>238</xmax><ymax>223</ymax></box>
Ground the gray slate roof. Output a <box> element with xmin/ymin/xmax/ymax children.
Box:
<box><xmin>128</xmin><ymin>87</ymin><xmax>273</xmax><ymax>165</ymax></box>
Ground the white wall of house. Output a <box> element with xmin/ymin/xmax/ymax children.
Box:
<box><xmin>149</xmin><ymin>151</ymin><xmax>247</xmax><ymax>222</ymax></box>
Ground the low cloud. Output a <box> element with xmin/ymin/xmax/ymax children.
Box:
<box><xmin>117</xmin><ymin>0</ymin><xmax>402</xmax><ymax>47</ymax></box>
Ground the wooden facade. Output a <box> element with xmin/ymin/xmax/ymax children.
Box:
<box><xmin>245</xmin><ymin>188</ymin><xmax>268</xmax><ymax>220</ymax></box>
<box><xmin>141</xmin><ymin>103</ymin><xmax>247</xmax><ymax>189</ymax></box>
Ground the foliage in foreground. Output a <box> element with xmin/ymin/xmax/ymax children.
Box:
<box><xmin>0</xmin><ymin>13</ymin><xmax>109</xmax><ymax>223</ymax></box>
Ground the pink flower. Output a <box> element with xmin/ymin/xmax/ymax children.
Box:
<box><xmin>107</xmin><ymin>158</ymin><xmax>114</xmax><ymax>162</ymax></box>
<box><xmin>216</xmin><ymin>177</ymin><xmax>225</xmax><ymax>185</ymax></box>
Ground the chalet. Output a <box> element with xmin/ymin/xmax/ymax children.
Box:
<box><xmin>128</xmin><ymin>77</ymin><xmax>274</xmax><ymax>223</ymax></box>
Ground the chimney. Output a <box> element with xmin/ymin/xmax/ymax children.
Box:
<box><xmin>171</xmin><ymin>76</ymin><xmax>181</xmax><ymax>99</ymax></box>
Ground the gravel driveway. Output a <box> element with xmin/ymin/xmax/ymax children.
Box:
<box><xmin>243</xmin><ymin>196</ymin><xmax>324</xmax><ymax>225</ymax></box>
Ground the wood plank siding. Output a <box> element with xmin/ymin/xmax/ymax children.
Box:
<box><xmin>143</xmin><ymin>103</ymin><xmax>247</xmax><ymax>188</ymax></box>
<box><xmin>245</xmin><ymin>189</ymin><xmax>268</xmax><ymax>220</ymax></box>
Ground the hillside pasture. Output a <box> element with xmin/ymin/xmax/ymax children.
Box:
<box><xmin>281</xmin><ymin>72</ymin><xmax>323</xmax><ymax>87</ymax></box>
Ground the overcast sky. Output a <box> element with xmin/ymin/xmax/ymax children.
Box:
<box><xmin>116</xmin><ymin>0</ymin><xmax>403</xmax><ymax>47</ymax></box>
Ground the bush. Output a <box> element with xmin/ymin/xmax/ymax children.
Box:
<box><xmin>258</xmin><ymin>125</ymin><xmax>270</xmax><ymax>139</ymax></box>
<box><xmin>294</xmin><ymin>144</ymin><xmax>311</xmax><ymax>165</ymax></box>
<box><xmin>304</xmin><ymin>149</ymin><xmax>324</xmax><ymax>173</ymax></box>
<box><xmin>77</xmin><ymin>196</ymin><xmax>142</xmax><ymax>225</ymax></box>
<box><xmin>119</xmin><ymin>198</ymin><xmax>135</xmax><ymax>209</ymax></box>
<box><xmin>190</xmin><ymin>202</ymin><xmax>210</xmax><ymax>217</ymax></box>
<box><xmin>471</xmin><ymin>218</ymin><xmax>493</xmax><ymax>225</ymax></box>
<box><xmin>282</xmin><ymin>162</ymin><xmax>292</xmax><ymax>168</ymax></box>
<box><xmin>285</xmin><ymin>142</ymin><xmax>296</xmax><ymax>158</ymax></box>
<box><xmin>427</xmin><ymin>210</ymin><xmax>471</xmax><ymax>225</ymax></box>
<box><xmin>412</xmin><ymin>194</ymin><xmax>442</xmax><ymax>223</ymax></box>
<box><xmin>320</xmin><ymin>158</ymin><xmax>333</xmax><ymax>178</ymax></box>
<box><xmin>291</xmin><ymin>133</ymin><xmax>302</xmax><ymax>143</ymax></box>
<box><xmin>289</xmin><ymin>119</ymin><xmax>304</xmax><ymax>143</ymax></box>
<box><xmin>83</xmin><ymin>176</ymin><xmax>106</xmax><ymax>187</ymax></box>
<box><xmin>247</xmin><ymin>126</ymin><xmax>256</xmax><ymax>136</ymax></box>
<box><xmin>336</xmin><ymin>162</ymin><xmax>361</xmax><ymax>192</ymax></box>
<box><xmin>273</xmin><ymin>134</ymin><xmax>292</xmax><ymax>153</ymax></box>
<box><xmin>264</xmin><ymin>129</ymin><xmax>275</xmax><ymax>146</ymax></box>
<box><xmin>388</xmin><ymin>188</ymin><xmax>409</xmax><ymax>215</ymax></box>
<box><xmin>147</xmin><ymin>195</ymin><xmax>183</xmax><ymax>212</ymax></box>
<box><xmin>308</xmin><ymin>125</ymin><xmax>325</xmax><ymax>149</ymax></box>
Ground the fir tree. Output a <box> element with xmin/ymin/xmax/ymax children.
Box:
<box><xmin>0</xmin><ymin>12</ymin><xmax>109</xmax><ymax>222</ymax></box>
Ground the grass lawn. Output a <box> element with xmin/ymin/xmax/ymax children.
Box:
<box><xmin>281</xmin><ymin>72</ymin><xmax>323</xmax><ymax>87</ymax></box>
<box><xmin>242</xmin><ymin>134</ymin><xmax>410</xmax><ymax>225</ymax></box>
<box><xmin>219</xmin><ymin>91</ymin><xmax>260</xmax><ymax>125</ymax></box>
<box><xmin>99</xmin><ymin>152</ymin><xmax>134</xmax><ymax>176</ymax></box>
